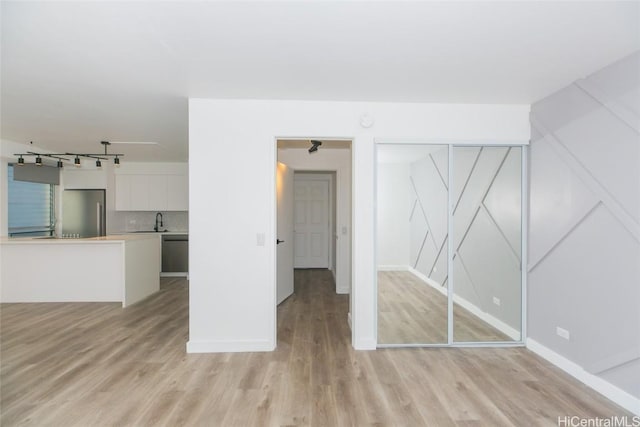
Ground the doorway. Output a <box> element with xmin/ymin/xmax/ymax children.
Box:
<box><xmin>275</xmin><ymin>138</ymin><xmax>353</xmax><ymax>341</ymax></box>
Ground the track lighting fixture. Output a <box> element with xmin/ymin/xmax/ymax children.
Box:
<box><xmin>14</xmin><ymin>141</ymin><xmax>124</xmax><ymax>168</ymax></box>
<box><xmin>308</xmin><ymin>140</ymin><xmax>322</xmax><ymax>154</ymax></box>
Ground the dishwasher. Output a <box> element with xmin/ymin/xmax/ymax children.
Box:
<box><xmin>162</xmin><ymin>234</ymin><xmax>188</xmax><ymax>275</ymax></box>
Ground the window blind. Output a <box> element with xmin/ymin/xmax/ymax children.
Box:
<box><xmin>8</xmin><ymin>165</ymin><xmax>54</xmax><ymax>235</ymax></box>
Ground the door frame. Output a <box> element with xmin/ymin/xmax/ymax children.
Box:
<box><xmin>274</xmin><ymin>137</ymin><xmax>353</xmax><ymax>348</ymax></box>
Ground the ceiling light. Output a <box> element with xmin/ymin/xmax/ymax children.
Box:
<box><xmin>308</xmin><ymin>140</ymin><xmax>322</xmax><ymax>154</ymax></box>
<box><xmin>15</xmin><ymin>141</ymin><xmax>124</xmax><ymax>168</ymax></box>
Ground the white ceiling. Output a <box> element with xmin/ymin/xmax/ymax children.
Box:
<box><xmin>2</xmin><ymin>1</ymin><xmax>638</xmax><ymax>162</ymax></box>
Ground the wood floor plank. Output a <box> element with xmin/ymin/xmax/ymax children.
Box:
<box><xmin>378</xmin><ymin>270</ymin><xmax>512</xmax><ymax>344</ymax></box>
<box><xmin>1</xmin><ymin>272</ymin><xmax>632</xmax><ymax>426</ymax></box>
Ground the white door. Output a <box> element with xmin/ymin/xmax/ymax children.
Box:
<box><xmin>276</xmin><ymin>162</ymin><xmax>294</xmax><ymax>305</ymax></box>
<box><xmin>294</xmin><ymin>179</ymin><xmax>330</xmax><ymax>268</ymax></box>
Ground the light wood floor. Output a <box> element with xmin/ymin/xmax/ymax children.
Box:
<box><xmin>1</xmin><ymin>271</ymin><xmax>631</xmax><ymax>426</ymax></box>
<box><xmin>378</xmin><ymin>270</ymin><xmax>510</xmax><ymax>344</ymax></box>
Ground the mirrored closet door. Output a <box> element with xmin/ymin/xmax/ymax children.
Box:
<box><xmin>376</xmin><ymin>144</ymin><xmax>524</xmax><ymax>346</ymax></box>
<box><xmin>452</xmin><ymin>146</ymin><xmax>522</xmax><ymax>343</ymax></box>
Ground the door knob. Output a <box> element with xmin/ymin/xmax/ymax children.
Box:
<box><xmin>276</xmin><ymin>239</ymin><xmax>285</xmax><ymax>244</ymax></box>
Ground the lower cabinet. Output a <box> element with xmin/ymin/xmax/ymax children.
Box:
<box><xmin>161</xmin><ymin>234</ymin><xmax>188</xmax><ymax>274</ymax></box>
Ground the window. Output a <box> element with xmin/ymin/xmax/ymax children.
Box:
<box><xmin>7</xmin><ymin>164</ymin><xmax>55</xmax><ymax>236</ymax></box>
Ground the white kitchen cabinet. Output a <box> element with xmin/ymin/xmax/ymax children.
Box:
<box><xmin>147</xmin><ymin>175</ymin><xmax>168</xmax><ymax>210</ymax></box>
<box><xmin>130</xmin><ymin>175</ymin><xmax>150</xmax><ymax>210</ymax></box>
<box><xmin>167</xmin><ymin>174</ymin><xmax>188</xmax><ymax>211</ymax></box>
<box><xmin>115</xmin><ymin>173</ymin><xmax>188</xmax><ymax>211</ymax></box>
<box><xmin>115</xmin><ymin>175</ymin><xmax>132</xmax><ymax>210</ymax></box>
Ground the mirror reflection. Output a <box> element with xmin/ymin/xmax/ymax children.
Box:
<box><xmin>376</xmin><ymin>144</ymin><xmax>522</xmax><ymax>345</ymax></box>
<box><xmin>377</xmin><ymin>144</ymin><xmax>449</xmax><ymax>344</ymax></box>
<box><xmin>453</xmin><ymin>146</ymin><xmax>522</xmax><ymax>342</ymax></box>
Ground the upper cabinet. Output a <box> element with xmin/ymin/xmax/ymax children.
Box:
<box><xmin>167</xmin><ymin>174</ymin><xmax>189</xmax><ymax>211</ymax></box>
<box><xmin>114</xmin><ymin>163</ymin><xmax>188</xmax><ymax>211</ymax></box>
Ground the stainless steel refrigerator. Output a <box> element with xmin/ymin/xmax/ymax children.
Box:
<box><xmin>61</xmin><ymin>190</ymin><xmax>106</xmax><ymax>237</ymax></box>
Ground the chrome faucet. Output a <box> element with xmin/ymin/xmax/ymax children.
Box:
<box><xmin>154</xmin><ymin>212</ymin><xmax>164</xmax><ymax>232</ymax></box>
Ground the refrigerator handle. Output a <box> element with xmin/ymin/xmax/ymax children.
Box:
<box><xmin>96</xmin><ymin>202</ymin><xmax>101</xmax><ymax>236</ymax></box>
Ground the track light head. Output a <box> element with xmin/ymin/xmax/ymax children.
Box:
<box><xmin>114</xmin><ymin>156</ymin><xmax>120</xmax><ymax>166</ymax></box>
<box><xmin>95</xmin><ymin>159</ymin><xmax>102</xmax><ymax>168</ymax></box>
<box><xmin>35</xmin><ymin>156</ymin><xmax>42</xmax><ymax>166</ymax></box>
<box><xmin>57</xmin><ymin>160</ymin><xmax>64</xmax><ymax>168</ymax></box>
<box><xmin>17</xmin><ymin>156</ymin><xmax>25</xmax><ymax>166</ymax></box>
<box><xmin>309</xmin><ymin>140</ymin><xmax>322</xmax><ymax>154</ymax></box>
<box><xmin>74</xmin><ymin>156</ymin><xmax>81</xmax><ymax>167</ymax></box>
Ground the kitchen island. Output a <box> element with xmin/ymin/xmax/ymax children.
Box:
<box><xmin>0</xmin><ymin>234</ymin><xmax>161</xmax><ymax>307</ymax></box>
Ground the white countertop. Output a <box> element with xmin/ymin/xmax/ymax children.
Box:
<box><xmin>0</xmin><ymin>234</ymin><xmax>159</xmax><ymax>244</ymax></box>
<box><xmin>121</xmin><ymin>231</ymin><xmax>189</xmax><ymax>235</ymax></box>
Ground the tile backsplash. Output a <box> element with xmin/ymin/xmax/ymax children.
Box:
<box><xmin>109</xmin><ymin>211</ymin><xmax>188</xmax><ymax>233</ymax></box>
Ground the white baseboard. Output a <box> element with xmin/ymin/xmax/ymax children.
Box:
<box><xmin>335</xmin><ymin>271</ymin><xmax>349</xmax><ymax>294</ymax></box>
<box><xmin>527</xmin><ymin>339</ymin><xmax>640</xmax><ymax>415</ymax></box>
<box><xmin>336</xmin><ymin>286</ymin><xmax>350</xmax><ymax>294</ymax></box>
<box><xmin>160</xmin><ymin>272</ymin><xmax>188</xmax><ymax>277</ymax></box>
<box><xmin>407</xmin><ymin>267</ymin><xmax>520</xmax><ymax>341</ymax></box>
<box><xmin>408</xmin><ymin>266</ymin><xmax>447</xmax><ymax>295</ymax></box>
<box><xmin>452</xmin><ymin>295</ymin><xmax>520</xmax><ymax>340</ymax></box>
<box><xmin>378</xmin><ymin>265</ymin><xmax>410</xmax><ymax>271</ymax></box>
<box><xmin>186</xmin><ymin>339</ymin><xmax>274</xmax><ymax>353</ymax></box>
<box><xmin>354</xmin><ymin>337</ymin><xmax>376</xmax><ymax>350</ymax></box>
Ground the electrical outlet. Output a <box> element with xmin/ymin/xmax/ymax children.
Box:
<box><xmin>492</xmin><ymin>297</ymin><xmax>500</xmax><ymax>306</ymax></box>
<box><xmin>556</xmin><ymin>327</ymin><xmax>570</xmax><ymax>340</ymax></box>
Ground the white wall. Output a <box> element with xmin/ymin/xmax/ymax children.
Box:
<box><xmin>188</xmin><ymin>98</ymin><xmax>530</xmax><ymax>352</ymax></box>
<box><xmin>528</xmin><ymin>52</ymin><xmax>639</xmax><ymax>412</ymax></box>
<box><xmin>278</xmin><ymin>148</ymin><xmax>351</xmax><ymax>293</ymax></box>
<box><xmin>376</xmin><ymin>162</ymin><xmax>410</xmax><ymax>268</ymax></box>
